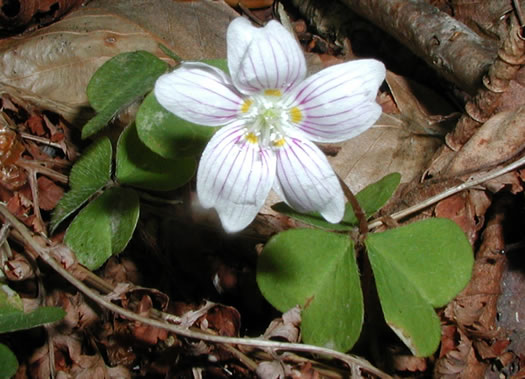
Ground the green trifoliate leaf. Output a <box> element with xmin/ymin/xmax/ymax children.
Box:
<box><xmin>0</xmin><ymin>343</ymin><xmax>18</xmax><ymax>379</ymax></box>
<box><xmin>50</xmin><ymin>138</ymin><xmax>112</xmax><ymax>233</ymax></box>
<box><xmin>116</xmin><ymin>123</ymin><xmax>196</xmax><ymax>191</ymax></box>
<box><xmin>82</xmin><ymin>51</ymin><xmax>168</xmax><ymax>139</ymax></box>
<box><xmin>365</xmin><ymin>218</ymin><xmax>473</xmax><ymax>356</ymax></box>
<box><xmin>257</xmin><ymin>229</ymin><xmax>363</xmax><ymax>352</ymax></box>
<box><xmin>273</xmin><ymin>172</ymin><xmax>401</xmax><ymax>230</ymax></box>
<box><xmin>64</xmin><ymin>187</ymin><xmax>140</xmax><ymax>270</ymax></box>
<box><xmin>136</xmin><ymin>93</ymin><xmax>215</xmax><ymax>159</ymax></box>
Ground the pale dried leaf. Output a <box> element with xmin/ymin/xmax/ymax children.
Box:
<box><xmin>333</xmin><ymin>121</ymin><xmax>442</xmax><ymax>193</ymax></box>
<box><xmin>85</xmin><ymin>0</ymin><xmax>238</xmax><ymax>60</ymax></box>
<box><xmin>179</xmin><ymin>300</ymin><xmax>216</xmax><ymax>329</ymax></box>
<box><xmin>263</xmin><ymin>306</ymin><xmax>301</xmax><ymax>343</ymax></box>
<box><xmin>447</xmin><ymin>107</ymin><xmax>525</xmax><ymax>175</ymax></box>
<box><xmin>256</xmin><ymin>361</ymin><xmax>287</xmax><ymax>379</ymax></box>
<box><xmin>0</xmin><ymin>0</ymin><xmax>237</xmax><ymax>124</ymax></box>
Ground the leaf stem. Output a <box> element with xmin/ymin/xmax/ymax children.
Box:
<box><xmin>337</xmin><ymin>175</ymin><xmax>368</xmax><ymax>239</ymax></box>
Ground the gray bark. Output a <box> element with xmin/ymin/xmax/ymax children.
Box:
<box><xmin>291</xmin><ymin>0</ymin><xmax>500</xmax><ymax>93</ymax></box>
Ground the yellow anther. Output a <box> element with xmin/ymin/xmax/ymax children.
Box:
<box><xmin>241</xmin><ymin>99</ymin><xmax>253</xmax><ymax>113</ymax></box>
<box><xmin>289</xmin><ymin>107</ymin><xmax>303</xmax><ymax>123</ymax></box>
<box><xmin>264</xmin><ymin>89</ymin><xmax>282</xmax><ymax>97</ymax></box>
<box><xmin>245</xmin><ymin>132</ymin><xmax>258</xmax><ymax>144</ymax></box>
<box><xmin>273</xmin><ymin>138</ymin><xmax>286</xmax><ymax>147</ymax></box>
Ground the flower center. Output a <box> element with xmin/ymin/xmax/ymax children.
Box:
<box><xmin>239</xmin><ymin>89</ymin><xmax>302</xmax><ymax>149</ymax></box>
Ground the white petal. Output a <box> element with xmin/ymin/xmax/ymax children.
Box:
<box><xmin>154</xmin><ymin>62</ymin><xmax>242</xmax><ymax>126</ymax></box>
<box><xmin>274</xmin><ymin>137</ymin><xmax>344</xmax><ymax>223</ymax></box>
<box><xmin>227</xmin><ymin>18</ymin><xmax>306</xmax><ymax>94</ymax></box>
<box><xmin>286</xmin><ymin>59</ymin><xmax>386</xmax><ymax>143</ymax></box>
<box><xmin>197</xmin><ymin>123</ymin><xmax>276</xmax><ymax>232</ymax></box>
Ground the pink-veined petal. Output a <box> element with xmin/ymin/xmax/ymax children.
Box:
<box><xmin>274</xmin><ymin>137</ymin><xmax>344</xmax><ymax>223</ymax></box>
<box><xmin>227</xmin><ymin>18</ymin><xmax>306</xmax><ymax>94</ymax></box>
<box><xmin>286</xmin><ymin>59</ymin><xmax>386</xmax><ymax>143</ymax></box>
<box><xmin>154</xmin><ymin>62</ymin><xmax>242</xmax><ymax>127</ymax></box>
<box><xmin>197</xmin><ymin>123</ymin><xmax>276</xmax><ymax>232</ymax></box>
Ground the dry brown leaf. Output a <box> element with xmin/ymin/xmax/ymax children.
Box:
<box><xmin>331</xmin><ymin>70</ymin><xmax>460</xmax><ymax>193</ymax></box>
<box><xmin>0</xmin><ymin>0</ymin><xmax>238</xmax><ymax>124</ymax></box>
<box><xmin>434</xmin><ymin>327</ymin><xmax>486</xmax><ymax>378</ymax></box>
<box><xmin>386</xmin><ymin>70</ymin><xmax>457</xmax><ymax>136</ymax></box>
<box><xmin>434</xmin><ymin>189</ymin><xmax>490</xmax><ymax>245</ymax></box>
<box><xmin>35</xmin><ymin>176</ymin><xmax>64</xmax><ymax>210</ymax></box>
<box><xmin>203</xmin><ymin>304</ymin><xmax>241</xmax><ymax>337</ymax></box>
<box><xmin>332</xmin><ymin>120</ymin><xmax>441</xmax><ymax>193</ymax></box>
<box><xmin>447</xmin><ymin>108</ymin><xmax>525</xmax><ymax>176</ymax></box>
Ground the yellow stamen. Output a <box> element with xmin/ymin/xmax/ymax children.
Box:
<box><xmin>241</xmin><ymin>99</ymin><xmax>253</xmax><ymax>113</ymax></box>
<box><xmin>264</xmin><ymin>89</ymin><xmax>282</xmax><ymax>97</ymax></box>
<box><xmin>245</xmin><ymin>132</ymin><xmax>258</xmax><ymax>144</ymax></box>
<box><xmin>273</xmin><ymin>138</ymin><xmax>286</xmax><ymax>147</ymax></box>
<box><xmin>289</xmin><ymin>107</ymin><xmax>303</xmax><ymax>123</ymax></box>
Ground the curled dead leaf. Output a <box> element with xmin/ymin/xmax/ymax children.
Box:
<box><xmin>447</xmin><ymin>108</ymin><xmax>525</xmax><ymax>176</ymax></box>
<box><xmin>263</xmin><ymin>306</ymin><xmax>301</xmax><ymax>343</ymax></box>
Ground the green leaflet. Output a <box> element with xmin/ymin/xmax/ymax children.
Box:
<box><xmin>116</xmin><ymin>123</ymin><xmax>196</xmax><ymax>190</ymax></box>
<box><xmin>365</xmin><ymin>218</ymin><xmax>473</xmax><ymax>356</ymax></box>
<box><xmin>82</xmin><ymin>51</ymin><xmax>168</xmax><ymax>138</ymax></box>
<box><xmin>257</xmin><ymin>229</ymin><xmax>363</xmax><ymax>352</ymax></box>
<box><xmin>50</xmin><ymin>138</ymin><xmax>112</xmax><ymax>233</ymax></box>
<box><xmin>64</xmin><ymin>187</ymin><xmax>140</xmax><ymax>270</ymax></box>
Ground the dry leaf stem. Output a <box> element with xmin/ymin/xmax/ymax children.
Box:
<box><xmin>368</xmin><ymin>153</ymin><xmax>525</xmax><ymax>230</ymax></box>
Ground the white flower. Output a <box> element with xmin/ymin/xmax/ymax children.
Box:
<box><xmin>154</xmin><ymin>17</ymin><xmax>386</xmax><ymax>233</ymax></box>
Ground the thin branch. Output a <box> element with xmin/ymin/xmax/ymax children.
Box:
<box><xmin>16</xmin><ymin>159</ymin><xmax>69</xmax><ymax>184</ymax></box>
<box><xmin>368</xmin><ymin>153</ymin><xmax>525</xmax><ymax>230</ymax></box>
<box><xmin>0</xmin><ymin>204</ymin><xmax>391</xmax><ymax>379</ymax></box>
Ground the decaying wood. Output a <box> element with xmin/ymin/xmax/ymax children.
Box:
<box><xmin>290</xmin><ymin>0</ymin><xmax>498</xmax><ymax>93</ymax></box>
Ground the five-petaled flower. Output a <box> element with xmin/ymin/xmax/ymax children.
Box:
<box><xmin>154</xmin><ymin>17</ymin><xmax>386</xmax><ymax>233</ymax></box>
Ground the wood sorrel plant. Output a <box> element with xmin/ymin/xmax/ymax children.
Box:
<box><xmin>52</xmin><ymin>17</ymin><xmax>473</xmax><ymax>357</ymax></box>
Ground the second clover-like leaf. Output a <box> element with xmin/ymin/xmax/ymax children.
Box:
<box><xmin>257</xmin><ymin>229</ymin><xmax>363</xmax><ymax>352</ymax></box>
<box><xmin>365</xmin><ymin>218</ymin><xmax>473</xmax><ymax>356</ymax></box>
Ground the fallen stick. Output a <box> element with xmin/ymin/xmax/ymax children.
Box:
<box><xmin>291</xmin><ymin>0</ymin><xmax>498</xmax><ymax>93</ymax></box>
